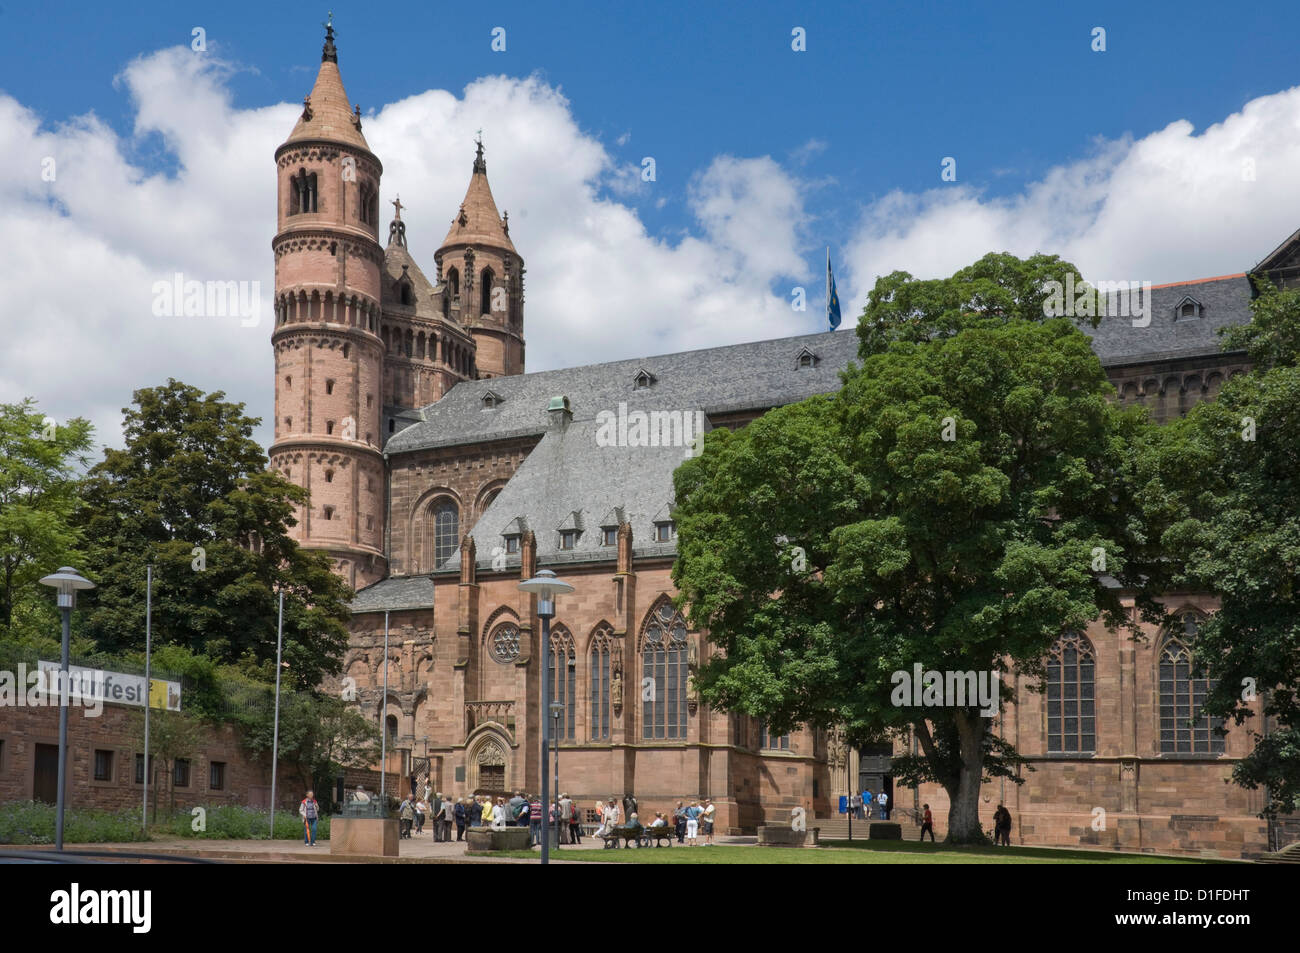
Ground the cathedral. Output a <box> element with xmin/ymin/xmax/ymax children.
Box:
<box><xmin>270</xmin><ymin>27</ymin><xmax>1294</xmax><ymax>854</ymax></box>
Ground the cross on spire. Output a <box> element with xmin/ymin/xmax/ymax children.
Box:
<box><xmin>391</xmin><ymin>195</ymin><xmax>404</xmax><ymax>221</ymax></box>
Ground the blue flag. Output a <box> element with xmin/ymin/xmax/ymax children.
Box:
<box><xmin>826</xmin><ymin>249</ymin><xmax>842</xmax><ymax>330</ymax></box>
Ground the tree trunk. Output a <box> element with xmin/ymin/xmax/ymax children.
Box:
<box><xmin>945</xmin><ymin>709</ymin><xmax>988</xmax><ymax>843</ymax></box>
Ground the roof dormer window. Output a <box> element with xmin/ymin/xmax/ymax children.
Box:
<box><xmin>633</xmin><ymin>368</ymin><xmax>656</xmax><ymax>389</ymax></box>
<box><xmin>481</xmin><ymin>390</ymin><xmax>503</xmax><ymax>410</ymax></box>
<box><xmin>504</xmin><ymin>534</ymin><xmax>520</xmax><ymax>554</ymax></box>
<box><xmin>654</xmin><ymin>520</ymin><xmax>676</xmax><ymax>542</ymax></box>
<box><xmin>1175</xmin><ymin>296</ymin><xmax>1202</xmax><ymax>321</ymax></box>
<box><xmin>795</xmin><ymin>346</ymin><xmax>819</xmax><ymax>369</ymax></box>
<box><xmin>558</xmin><ymin>529</ymin><xmax>578</xmax><ymax>550</ymax></box>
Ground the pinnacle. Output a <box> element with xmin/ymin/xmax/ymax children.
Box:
<box><xmin>281</xmin><ymin>24</ymin><xmax>371</xmax><ymax>153</ymax></box>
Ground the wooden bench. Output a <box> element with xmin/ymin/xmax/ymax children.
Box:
<box><xmin>599</xmin><ymin>824</ymin><xmax>675</xmax><ymax>848</ymax></box>
<box><xmin>641</xmin><ymin>825</ymin><xmax>675</xmax><ymax>847</ymax></box>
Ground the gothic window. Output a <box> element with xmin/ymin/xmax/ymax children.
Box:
<box><xmin>480</xmin><ymin>267</ymin><xmax>495</xmax><ymax>314</ymax></box>
<box><xmin>489</xmin><ymin>622</ymin><xmax>521</xmax><ymax>664</ymax></box>
<box><xmin>432</xmin><ymin>499</ymin><xmax>459</xmax><ymax>568</ymax></box>
<box><xmin>447</xmin><ymin>267</ymin><xmax>460</xmax><ymax>300</ymax></box>
<box><xmin>642</xmin><ymin>601</ymin><xmax>689</xmax><ymax>740</ymax></box>
<box><xmin>1159</xmin><ymin>613</ymin><xmax>1225</xmax><ymax>754</ymax></box>
<box><xmin>1046</xmin><ymin>632</ymin><xmax>1096</xmax><ymax>753</ymax></box>
<box><xmin>549</xmin><ymin>626</ymin><xmax>576</xmax><ymax>740</ymax></box>
<box><xmin>589</xmin><ymin>625</ymin><xmax>613</xmax><ymax>740</ymax></box>
<box><xmin>759</xmin><ymin>722</ymin><xmax>790</xmax><ymax>750</ymax></box>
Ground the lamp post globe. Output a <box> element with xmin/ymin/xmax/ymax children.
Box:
<box><xmin>518</xmin><ymin>569</ymin><xmax>574</xmax><ymax>864</ymax></box>
<box><xmin>38</xmin><ymin>567</ymin><xmax>95</xmax><ymax>852</ymax></box>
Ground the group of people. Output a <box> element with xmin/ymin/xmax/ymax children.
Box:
<box><xmin>397</xmin><ymin>792</ymin><xmax>459</xmax><ymax>840</ymax></box>
<box><xmin>848</xmin><ymin>789</ymin><xmax>892</xmax><ymax>821</ymax></box>
<box><xmin>592</xmin><ymin>797</ymin><xmax>717</xmax><ymax>846</ymax></box>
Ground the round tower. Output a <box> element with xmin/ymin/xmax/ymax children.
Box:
<box><xmin>434</xmin><ymin>140</ymin><xmax>525</xmax><ymax>379</ymax></box>
<box><xmin>270</xmin><ymin>23</ymin><xmax>387</xmax><ymax>590</ymax></box>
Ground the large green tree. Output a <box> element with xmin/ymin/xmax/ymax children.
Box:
<box><xmin>0</xmin><ymin>400</ymin><xmax>93</xmax><ymax>639</ymax></box>
<box><xmin>77</xmin><ymin>380</ymin><xmax>352</xmax><ymax>690</ymax></box>
<box><xmin>1137</xmin><ymin>281</ymin><xmax>1300</xmax><ymax>818</ymax></box>
<box><xmin>673</xmin><ymin>256</ymin><xmax>1158</xmax><ymax>841</ymax></box>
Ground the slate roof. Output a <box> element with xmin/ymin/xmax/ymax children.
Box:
<box><xmin>412</xmin><ymin>330</ymin><xmax>860</xmax><ymax>573</ymax></box>
<box><xmin>350</xmin><ymin>575</ymin><xmax>435</xmax><ymax>613</ymax></box>
<box><xmin>391</xmin><ymin>271</ymin><xmax>1257</xmax><ymax>577</ymax></box>
<box><xmin>1081</xmin><ymin>275</ymin><xmax>1252</xmax><ymax>366</ymax></box>
<box><xmin>387</xmin><ymin>329</ymin><xmax>862</xmax><ymax>455</ymax></box>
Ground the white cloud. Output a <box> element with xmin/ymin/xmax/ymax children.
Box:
<box><xmin>841</xmin><ymin>87</ymin><xmax>1300</xmax><ymax>323</ymax></box>
<box><xmin>0</xmin><ymin>49</ymin><xmax>815</xmax><ymax>453</ymax></box>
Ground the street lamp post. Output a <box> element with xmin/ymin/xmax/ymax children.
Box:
<box><xmin>38</xmin><ymin>567</ymin><xmax>95</xmax><ymax>852</ymax></box>
<box><xmin>518</xmin><ymin>569</ymin><xmax>574</xmax><ymax>866</ymax></box>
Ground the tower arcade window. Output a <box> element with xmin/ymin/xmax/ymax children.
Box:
<box><xmin>481</xmin><ymin>267</ymin><xmax>495</xmax><ymax>314</ymax></box>
<box><xmin>289</xmin><ymin>169</ymin><xmax>318</xmax><ymax>215</ymax></box>
<box><xmin>447</xmin><ymin>267</ymin><xmax>460</xmax><ymax>300</ymax></box>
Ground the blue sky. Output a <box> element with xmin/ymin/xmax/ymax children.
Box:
<box><xmin>5</xmin><ymin>0</ymin><xmax>1294</xmax><ymax>255</ymax></box>
<box><xmin>2</xmin><ymin>0</ymin><xmax>1299</xmax><ymax>448</ymax></box>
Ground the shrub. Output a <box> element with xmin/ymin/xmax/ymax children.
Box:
<box><xmin>0</xmin><ymin>800</ymin><xmax>148</xmax><ymax>844</ymax></box>
<box><xmin>160</xmin><ymin>804</ymin><xmax>330</xmax><ymax>840</ymax></box>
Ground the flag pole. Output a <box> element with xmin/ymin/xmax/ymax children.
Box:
<box><xmin>142</xmin><ymin>564</ymin><xmax>151</xmax><ymax>832</ymax></box>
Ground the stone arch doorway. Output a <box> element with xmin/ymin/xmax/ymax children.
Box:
<box><xmin>467</xmin><ymin>733</ymin><xmax>510</xmax><ymax>796</ymax></box>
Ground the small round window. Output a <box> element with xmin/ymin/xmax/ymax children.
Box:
<box><xmin>490</xmin><ymin>623</ymin><xmax>521</xmax><ymax>663</ymax></box>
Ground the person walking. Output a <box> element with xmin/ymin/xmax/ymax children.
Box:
<box><xmin>299</xmin><ymin>789</ymin><xmax>320</xmax><ymax>847</ymax></box>
<box><xmin>399</xmin><ymin>795</ymin><xmax>415</xmax><ymax>839</ymax></box>
<box><xmin>862</xmin><ymin>788</ymin><xmax>873</xmax><ymax>820</ymax></box>
<box><xmin>528</xmin><ymin>795</ymin><xmax>542</xmax><ymax>845</ymax></box>
<box><xmin>454</xmin><ymin>797</ymin><xmax>467</xmax><ymax>841</ymax></box>
<box><xmin>674</xmin><ymin>801</ymin><xmax>687</xmax><ymax>843</ymax></box>
<box><xmin>920</xmin><ymin>803</ymin><xmax>935</xmax><ymax>842</ymax></box>
<box><xmin>567</xmin><ymin>795</ymin><xmax>583</xmax><ymax>844</ymax></box>
<box><xmin>558</xmin><ymin>793</ymin><xmax>574</xmax><ymax>844</ymax></box>
<box><xmin>876</xmin><ymin>790</ymin><xmax>889</xmax><ymax>821</ymax></box>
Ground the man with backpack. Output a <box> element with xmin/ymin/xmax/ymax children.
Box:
<box><xmin>299</xmin><ymin>789</ymin><xmax>320</xmax><ymax>847</ymax></box>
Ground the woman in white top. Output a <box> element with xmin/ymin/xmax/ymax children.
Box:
<box><xmin>492</xmin><ymin>797</ymin><xmax>508</xmax><ymax>829</ymax></box>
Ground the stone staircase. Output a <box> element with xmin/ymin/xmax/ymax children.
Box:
<box><xmin>1257</xmin><ymin>842</ymin><xmax>1300</xmax><ymax>864</ymax></box>
<box><xmin>813</xmin><ymin>816</ymin><xmax>915</xmax><ymax>839</ymax></box>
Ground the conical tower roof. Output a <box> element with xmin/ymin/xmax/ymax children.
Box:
<box><xmin>440</xmin><ymin>141</ymin><xmax>517</xmax><ymax>254</ymax></box>
<box><xmin>382</xmin><ymin>199</ymin><xmax>439</xmax><ymax>309</ymax></box>
<box><xmin>282</xmin><ymin>24</ymin><xmax>371</xmax><ymax>154</ymax></box>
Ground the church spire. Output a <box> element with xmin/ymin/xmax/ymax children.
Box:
<box><xmin>322</xmin><ymin>12</ymin><xmax>337</xmax><ymax>63</ymax></box>
<box><xmin>474</xmin><ymin>132</ymin><xmax>486</xmax><ymax>174</ymax></box>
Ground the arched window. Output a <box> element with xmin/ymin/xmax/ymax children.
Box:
<box><xmin>480</xmin><ymin>267</ymin><xmax>495</xmax><ymax>314</ymax></box>
<box><xmin>447</xmin><ymin>267</ymin><xmax>460</xmax><ymax>300</ymax></box>
<box><xmin>642</xmin><ymin>601</ymin><xmax>688</xmax><ymax>739</ymax></box>
<box><xmin>1159</xmin><ymin>613</ymin><xmax>1225</xmax><ymax>754</ymax></box>
<box><xmin>1046</xmin><ymin>632</ymin><xmax>1096</xmax><ymax>753</ymax></box>
<box><xmin>489</xmin><ymin>622</ymin><xmax>521</xmax><ymax>664</ymax></box>
<box><xmin>589</xmin><ymin>625</ymin><xmax>613</xmax><ymax>740</ymax></box>
<box><xmin>549</xmin><ymin>626</ymin><xmax>576</xmax><ymax>740</ymax></box>
<box><xmin>432</xmin><ymin>499</ymin><xmax>459</xmax><ymax>568</ymax></box>
<box><xmin>291</xmin><ymin>170</ymin><xmax>318</xmax><ymax>215</ymax></box>
<box><xmin>385</xmin><ymin>714</ymin><xmax>398</xmax><ymax>744</ymax></box>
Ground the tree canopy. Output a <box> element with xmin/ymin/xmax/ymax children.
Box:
<box><xmin>674</xmin><ymin>255</ymin><xmax>1157</xmax><ymax>841</ymax></box>
<box><xmin>77</xmin><ymin>380</ymin><xmax>352</xmax><ymax>691</ymax></box>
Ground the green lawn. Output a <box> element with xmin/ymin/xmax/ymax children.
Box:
<box><xmin>494</xmin><ymin>840</ymin><xmax>1225</xmax><ymax>864</ymax></box>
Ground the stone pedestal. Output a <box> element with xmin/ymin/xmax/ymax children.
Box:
<box><xmin>330</xmin><ymin>817</ymin><xmax>399</xmax><ymax>857</ymax></box>
<box><xmin>465</xmin><ymin>827</ymin><xmax>532</xmax><ymax>852</ymax></box>
<box><xmin>756</xmin><ymin>826</ymin><xmax>819</xmax><ymax>847</ymax></box>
